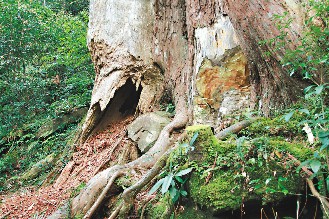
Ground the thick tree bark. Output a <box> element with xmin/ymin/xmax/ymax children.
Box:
<box><xmin>222</xmin><ymin>0</ymin><xmax>307</xmax><ymax>115</ymax></box>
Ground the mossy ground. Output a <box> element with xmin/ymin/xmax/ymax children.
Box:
<box><xmin>184</xmin><ymin>116</ymin><xmax>311</xmax><ymax>215</ymax></box>
<box><xmin>146</xmin><ymin>193</ymin><xmax>173</xmax><ymax>219</ymax></box>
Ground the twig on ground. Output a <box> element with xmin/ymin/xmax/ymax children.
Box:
<box><xmin>216</xmin><ymin>118</ymin><xmax>259</xmax><ymax>140</ymax></box>
<box><xmin>0</xmin><ymin>211</ymin><xmax>12</xmax><ymax>219</ymax></box>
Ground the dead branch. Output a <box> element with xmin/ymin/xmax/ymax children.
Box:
<box><xmin>306</xmin><ymin>178</ymin><xmax>329</xmax><ymax>212</ymax></box>
<box><xmin>287</xmin><ymin>153</ymin><xmax>329</xmax><ymax>214</ymax></box>
<box><xmin>216</xmin><ymin>118</ymin><xmax>259</xmax><ymax>140</ymax></box>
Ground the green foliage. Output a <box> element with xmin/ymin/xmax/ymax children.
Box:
<box><xmin>160</xmin><ymin>102</ymin><xmax>175</xmax><ymax>114</ymax></box>
<box><xmin>0</xmin><ymin>0</ymin><xmax>93</xmax><ymax>137</ymax></box>
<box><xmin>146</xmin><ymin>193</ymin><xmax>173</xmax><ymax>219</ymax></box>
<box><xmin>243</xmin><ymin>115</ymin><xmax>304</xmax><ymax>138</ymax></box>
<box><xmin>262</xmin><ymin>1</ymin><xmax>329</xmax><ymax>213</ymax></box>
<box><xmin>272</xmin><ymin>0</ymin><xmax>329</xmax><ymax>200</ymax></box>
<box><xmin>149</xmin><ymin>133</ymin><xmax>198</xmax><ymax>203</ymax></box>
<box><xmin>148</xmin><ymin>167</ymin><xmax>192</xmax><ymax>203</ymax></box>
<box><xmin>189</xmin><ymin>170</ymin><xmax>243</xmax><ymax>212</ymax></box>
<box><xmin>283</xmin><ymin>1</ymin><xmax>329</xmax><ymax>81</ymax></box>
<box><xmin>36</xmin><ymin>0</ymin><xmax>89</xmax><ymax>15</ymax></box>
<box><xmin>176</xmin><ymin>203</ymin><xmax>216</xmax><ymax>219</ymax></box>
<box><xmin>70</xmin><ymin>182</ymin><xmax>86</xmax><ymax>198</ymax></box>
<box><xmin>0</xmin><ymin>0</ymin><xmax>93</xmax><ymax>191</ymax></box>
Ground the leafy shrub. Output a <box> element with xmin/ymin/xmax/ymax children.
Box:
<box><xmin>0</xmin><ymin>0</ymin><xmax>93</xmax><ymax>190</ymax></box>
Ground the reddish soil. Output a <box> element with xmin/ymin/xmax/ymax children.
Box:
<box><xmin>0</xmin><ymin>116</ymin><xmax>134</xmax><ymax>218</ymax></box>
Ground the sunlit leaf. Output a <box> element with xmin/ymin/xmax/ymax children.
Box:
<box><xmin>148</xmin><ymin>178</ymin><xmax>165</xmax><ymax>195</ymax></box>
<box><xmin>175</xmin><ymin>168</ymin><xmax>193</xmax><ymax>177</ymax></box>
<box><xmin>265</xmin><ymin>178</ymin><xmax>271</xmax><ymax>185</ymax></box>
<box><xmin>175</xmin><ymin>176</ymin><xmax>184</xmax><ymax>183</ymax></box>
<box><xmin>180</xmin><ymin>190</ymin><xmax>187</xmax><ymax>196</ymax></box>
<box><xmin>189</xmin><ymin>132</ymin><xmax>199</xmax><ymax>146</ymax></box>
<box><xmin>315</xmin><ymin>85</ymin><xmax>325</xmax><ymax>94</ymax></box>
<box><xmin>310</xmin><ymin>160</ymin><xmax>321</xmax><ymax>174</ymax></box>
<box><xmin>284</xmin><ymin>111</ymin><xmax>294</xmax><ymax>122</ymax></box>
<box><xmin>169</xmin><ymin>187</ymin><xmax>178</xmax><ymax>199</ymax></box>
<box><xmin>304</xmin><ymin>85</ymin><xmax>315</xmax><ymax>94</ymax></box>
<box><xmin>298</xmin><ymin>109</ymin><xmax>310</xmax><ymax>115</ymax></box>
<box><xmin>161</xmin><ymin>174</ymin><xmax>173</xmax><ymax>194</ymax></box>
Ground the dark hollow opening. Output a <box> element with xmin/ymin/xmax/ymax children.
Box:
<box><xmin>95</xmin><ymin>78</ymin><xmax>142</xmax><ymax>132</ymax></box>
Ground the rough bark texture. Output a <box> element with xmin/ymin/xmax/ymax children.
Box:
<box><xmin>222</xmin><ymin>0</ymin><xmax>307</xmax><ymax>115</ymax></box>
<box><xmin>82</xmin><ymin>0</ymin><xmax>308</xmax><ymax>137</ymax></box>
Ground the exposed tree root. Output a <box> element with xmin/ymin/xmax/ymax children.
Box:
<box><xmin>76</xmin><ymin>112</ymin><xmax>250</xmax><ymax>218</ymax></box>
<box><xmin>49</xmin><ymin>109</ymin><xmax>257</xmax><ymax>219</ymax></box>
<box><xmin>109</xmin><ymin>202</ymin><xmax>124</xmax><ymax>219</ymax></box>
<box><xmin>84</xmin><ymin>170</ymin><xmax>125</xmax><ymax>219</ymax></box>
<box><xmin>117</xmin><ymin>138</ymin><xmax>184</xmax><ymax>217</ymax></box>
<box><xmin>68</xmin><ymin>97</ymin><xmax>189</xmax><ymax>218</ymax></box>
<box><xmin>140</xmin><ymin>196</ymin><xmax>154</xmax><ymax>219</ymax></box>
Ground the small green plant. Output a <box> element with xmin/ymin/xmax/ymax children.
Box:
<box><xmin>148</xmin><ymin>167</ymin><xmax>193</xmax><ymax>203</ymax></box>
<box><xmin>160</xmin><ymin>103</ymin><xmax>175</xmax><ymax>114</ymax></box>
<box><xmin>148</xmin><ymin>133</ymin><xmax>198</xmax><ymax>203</ymax></box>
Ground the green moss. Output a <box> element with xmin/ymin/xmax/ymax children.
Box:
<box><xmin>146</xmin><ymin>194</ymin><xmax>173</xmax><ymax>219</ymax></box>
<box><xmin>185</xmin><ymin>124</ymin><xmax>308</xmax><ymax>213</ymax></box>
<box><xmin>186</xmin><ymin>125</ymin><xmax>235</xmax><ymax>162</ymax></box>
<box><xmin>243</xmin><ymin>116</ymin><xmax>304</xmax><ymax>138</ymax></box>
<box><xmin>269</xmin><ymin>139</ymin><xmax>313</xmax><ymax>161</ymax></box>
<box><xmin>189</xmin><ymin>171</ymin><xmax>243</xmax><ymax>212</ymax></box>
<box><xmin>247</xmin><ymin>159</ymin><xmax>302</xmax><ymax>204</ymax></box>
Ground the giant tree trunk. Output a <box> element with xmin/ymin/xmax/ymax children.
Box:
<box><xmin>50</xmin><ymin>0</ymin><xmax>309</xmax><ymax>218</ymax></box>
<box><xmin>81</xmin><ymin>0</ymin><xmax>307</xmax><ymax>140</ymax></box>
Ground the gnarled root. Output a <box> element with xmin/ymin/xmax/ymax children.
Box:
<box><xmin>83</xmin><ymin>170</ymin><xmax>125</xmax><ymax>219</ymax></box>
<box><xmin>68</xmin><ymin>97</ymin><xmax>188</xmax><ymax>218</ymax></box>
